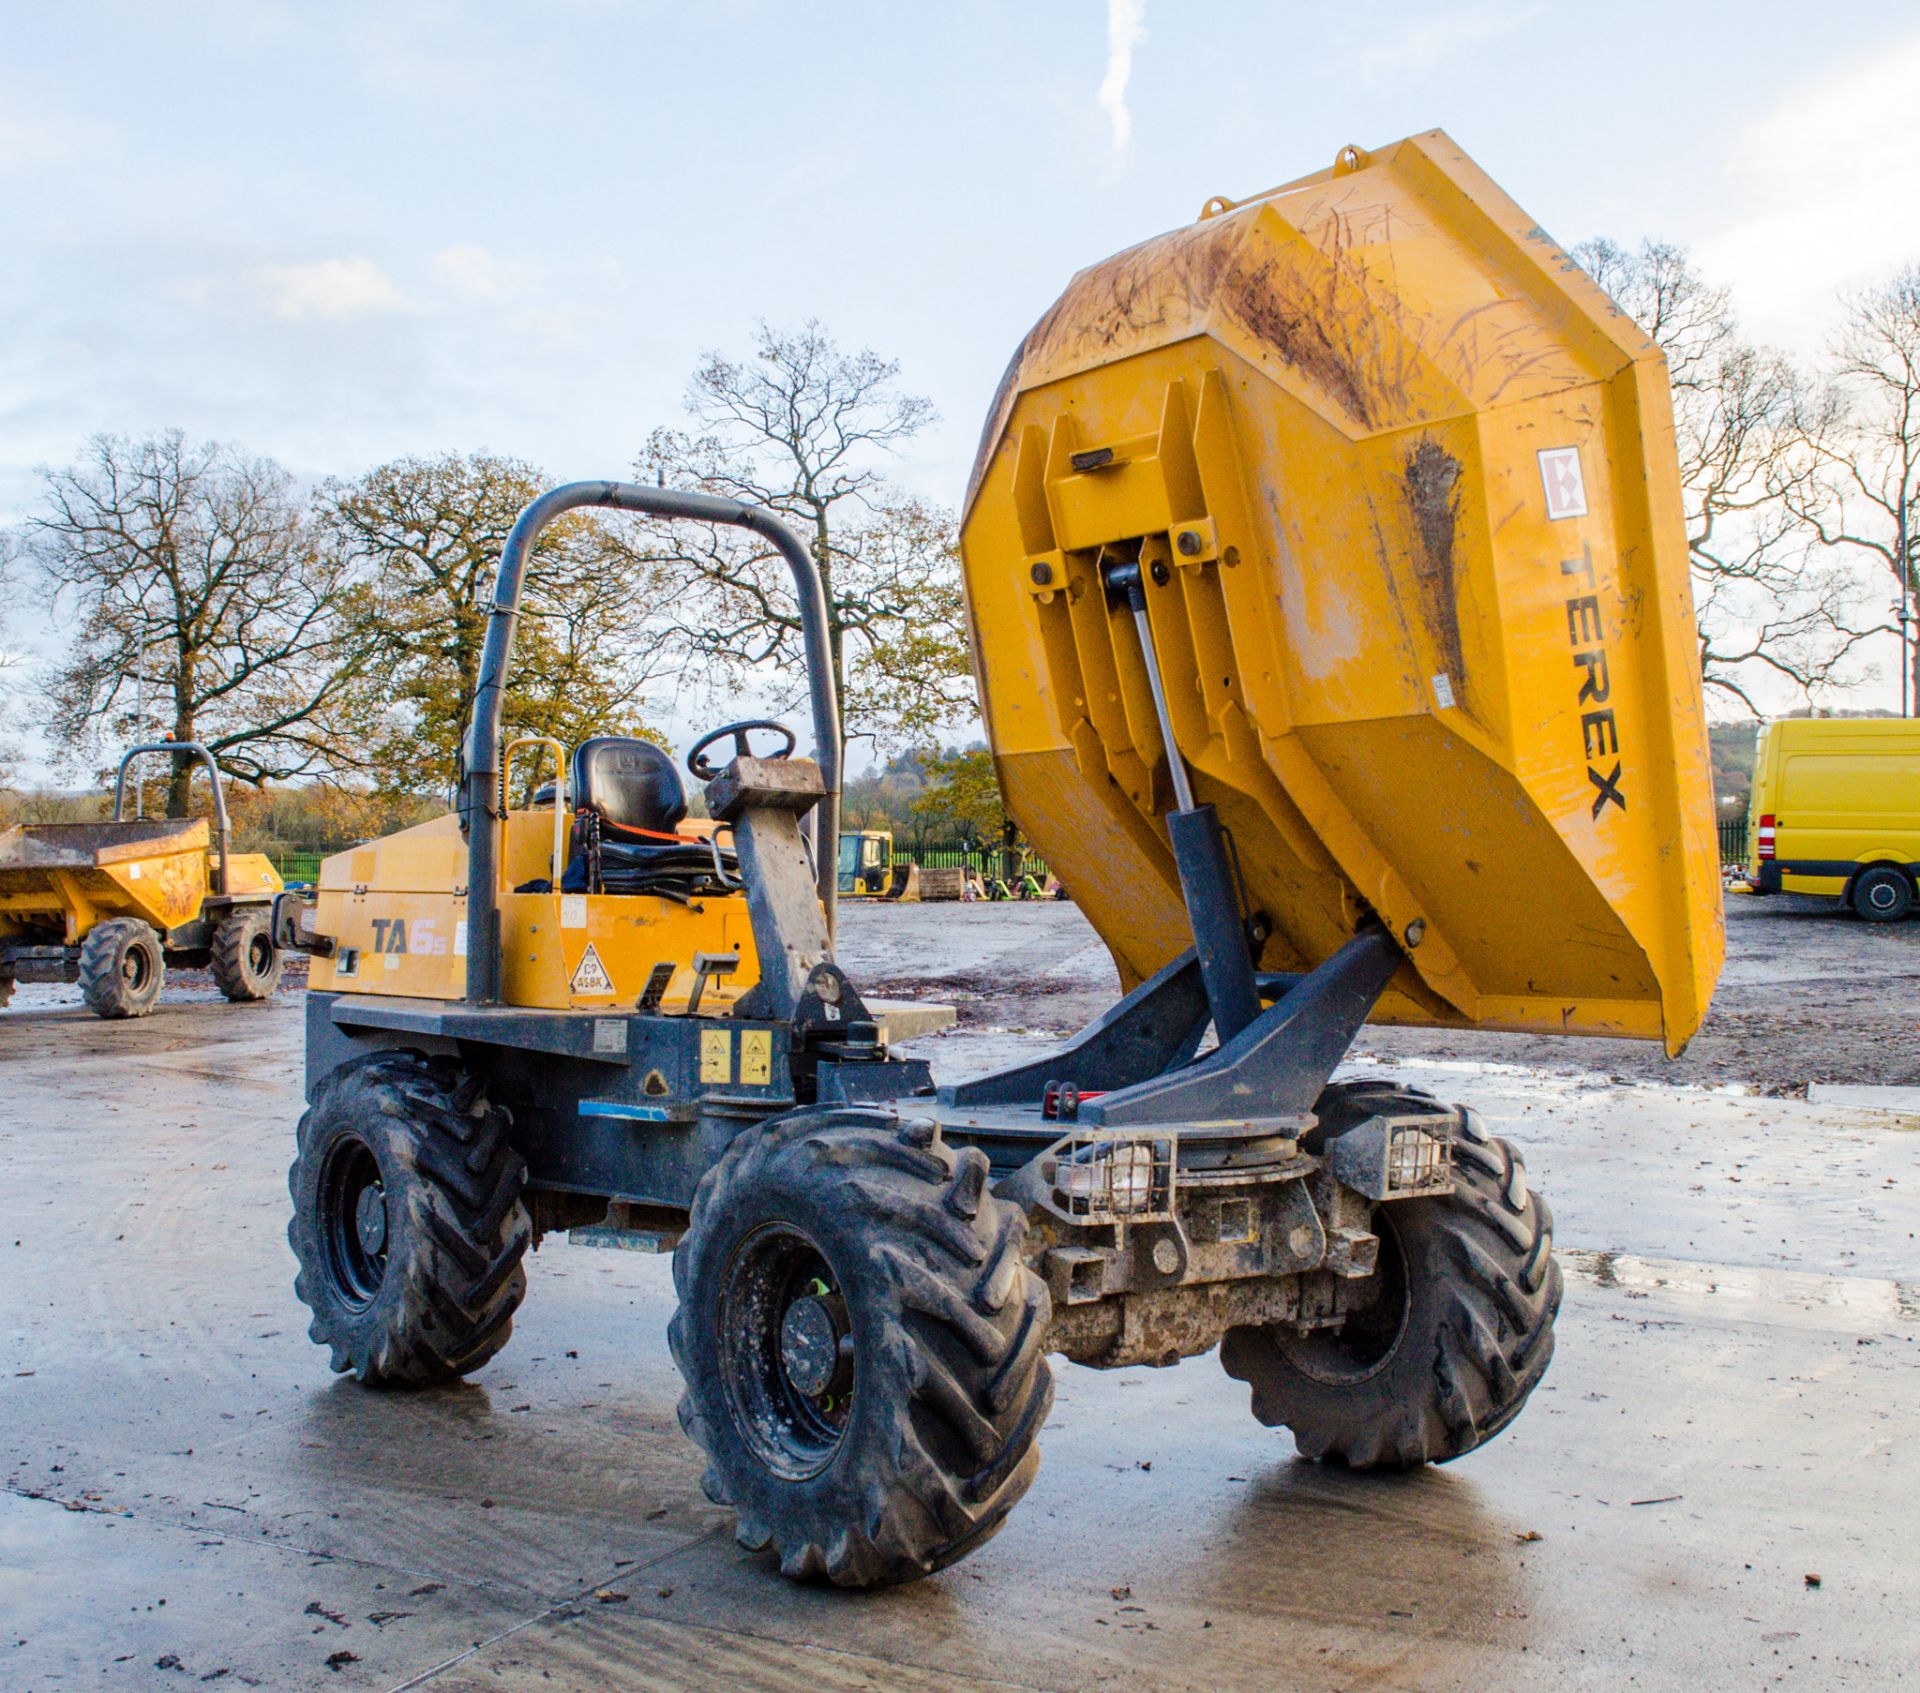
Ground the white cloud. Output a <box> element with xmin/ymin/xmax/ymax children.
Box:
<box><xmin>1698</xmin><ymin>32</ymin><xmax>1920</xmax><ymax>352</ymax></box>
<box><xmin>252</xmin><ymin>257</ymin><xmax>411</xmax><ymax>321</ymax></box>
<box><xmin>175</xmin><ymin>256</ymin><xmax>415</xmax><ymax>323</ymax></box>
<box><xmin>1351</xmin><ymin>3</ymin><xmax>1542</xmax><ymax>87</ymax></box>
<box><xmin>431</xmin><ymin>244</ymin><xmax>540</xmax><ymax>302</ymax></box>
<box><xmin>1098</xmin><ymin>0</ymin><xmax>1147</xmax><ymax>155</ymax></box>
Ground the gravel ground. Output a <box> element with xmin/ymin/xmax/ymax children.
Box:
<box><xmin>841</xmin><ymin>889</ymin><xmax>1920</xmax><ymax>1098</ymax></box>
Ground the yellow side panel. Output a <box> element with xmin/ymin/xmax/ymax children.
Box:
<box><xmin>97</xmin><ymin>849</ymin><xmax>210</xmax><ymax>932</ymax></box>
<box><xmin>222</xmin><ymin>853</ymin><xmax>284</xmax><ymax>899</ymax></box>
<box><xmin>309</xmin><ymin>808</ymin><xmax>762</xmax><ymax>1007</ymax></box>
<box><xmin>498</xmin><ymin>890</ymin><xmax>759</xmax><ymax>1010</ymax></box>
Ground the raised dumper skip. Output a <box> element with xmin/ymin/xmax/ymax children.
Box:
<box><xmin>274</xmin><ymin>131</ymin><xmax>1722</xmax><ymax>1587</ymax></box>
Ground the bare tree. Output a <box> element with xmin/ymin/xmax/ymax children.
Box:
<box><xmin>1786</xmin><ymin>265</ymin><xmax>1920</xmax><ymax>710</ymax></box>
<box><xmin>634</xmin><ymin>321</ymin><xmax>975</xmax><ymax>754</ymax></box>
<box><xmin>15</xmin><ymin>431</ymin><xmax>364</xmax><ymax>814</ymax></box>
<box><xmin>321</xmin><ymin>453</ymin><xmax>669</xmax><ymax>796</ymax></box>
<box><xmin>1576</xmin><ymin>239</ymin><xmax>1882</xmax><ymax>712</ymax></box>
<box><xmin>0</xmin><ymin>550</ymin><xmax>22</xmax><ymax>788</ymax></box>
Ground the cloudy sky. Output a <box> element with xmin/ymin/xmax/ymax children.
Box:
<box><xmin>5</xmin><ymin>0</ymin><xmax>1919</xmax><ymax>771</ymax></box>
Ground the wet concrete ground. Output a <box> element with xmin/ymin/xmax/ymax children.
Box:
<box><xmin>3</xmin><ymin>904</ymin><xmax>1918</xmax><ymax>1689</ymax></box>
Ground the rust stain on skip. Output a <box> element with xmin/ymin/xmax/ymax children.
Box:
<box><xmin>1402</xmin><ymin>437</ymin><xmax>1469</xmax><ymax>698</ymax></box>
<box><xmin>1219</xmin><ymin>212</ymin><xmax>1421</xmax><ymax>432</ymax></box>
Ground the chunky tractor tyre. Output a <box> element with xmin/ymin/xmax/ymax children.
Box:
<box><xmin>671</xmin><ymin>1110</ymin><xmax>1054</xmax><ymax>1586</ymax></box>
<box><xmin>0</xmin><ymin>970</ymin><xmax>13</xmax><ymax>1011</ymax></box>
<box><xmin>1221</xmin><ymin>1086</ymin><xmax>1560</xmax><ymax>1469</ymax></box>
<box><xmin>211</xmin><ymin>906</ymin><xmax>283</xmax><ymax>1000</ymax></box>
<box><xmin>288</xmin><ymin>1052</ymin><xmax>529</xmax><ymax>1386</ymax></box>
<box><xmin>79</xmin><ymin>918</ymin><xmax>165</xmax><ymax>1019</ymax></box>
<box><xmin>1851</xmin><ymin>865</ymin><xmax>1913</xmax><ymax>923</ymax></box>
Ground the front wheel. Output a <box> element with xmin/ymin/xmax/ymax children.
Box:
<box><xmin>671</xmin><ymin>1111</ymin><xmax>1054</xmax><ymax>1586</ymax></box>
<box><xmin>1222</xmin><ymin>1090</ymin><xmax>1560</xmax><ymax>1469</ymax></box>
<box><xmin>79</xmin><ymin>918</ymin><xmax>165</xmax><ymax>1019</ymax></box>
<box><xmin>211</xmin><ymin>906</ymin><xmax>283</xmax><ymax>1000</ymax></box>
<box><xmin>288</xmin><ymin>1052</ymin><xmax>529</xmax><ymax>1385</ymax></box>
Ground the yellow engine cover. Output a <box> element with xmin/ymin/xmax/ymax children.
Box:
<box><xmin>960</xmin><ymin>131</ymin><xmax>1722</xmax><ymax>1053</ymax></box>
<box><xmin>308</xmin><ymin>811</ymin><xmax>760</xmax><ymax>1012</ymax></box>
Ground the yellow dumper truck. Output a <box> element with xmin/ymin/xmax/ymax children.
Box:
<box><xmin>0</xmin><ymin>742</ymin><xmax>283</xmax><ymax>1017</ymax></box>
<box><xmin>273</xmin><ymin>132</ymin><xmax>1722</xmax><ymax>1587</ymax></box>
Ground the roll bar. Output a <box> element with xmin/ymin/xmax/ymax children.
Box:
<box><xmin>461</xmin><ymin>482</ymin><xmax>843</xmax><ymax>1006</ymax></box>
<box><xmin>113</xmin><ymin>741</ymin><xmax>232</xmax><ymax>898</ymax></box>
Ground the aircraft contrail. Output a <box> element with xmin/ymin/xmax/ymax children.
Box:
<box><xmin>1099</xmin><ymin>0</ymin><xmax>1147</xmax><ymax>154</ymax></box>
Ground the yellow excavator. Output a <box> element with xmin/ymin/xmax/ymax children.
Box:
<box><xmin>837</xmin><ymin>828</ymin><xmax>899</xmax><ymax>896</ymax></box>
<box><xmin>273</xmin><ymin>131</ymin><xmax>1722</xmax><ymax>1588</ymax></box>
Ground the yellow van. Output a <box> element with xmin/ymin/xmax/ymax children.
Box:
<box><xmin>1747</xmin><ymin>719</ymin><xmax>1920</xmax><ymax>921</ymax></box>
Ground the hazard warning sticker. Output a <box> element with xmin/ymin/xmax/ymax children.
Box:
<box><xmin>1538</xmin><ymin>446</ymin><xmax>1588</xmax><ymax>520</ymax></box>
<box><xmin>569</xmin><ymin>942</ymin><xmax>614</xmax><ymax>997</ymax></box>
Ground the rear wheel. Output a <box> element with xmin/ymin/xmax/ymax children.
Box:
<box><xmin>78</xmin><ymin>918</ymin><xmax>165</xmax><ymax>1019</ymax></box>
<box><xmin>288</xmin><ymin>1052</ymin><xmax>529</xmax><ymax>1385</ymax></box>
<box><xmin>1851</xmin><ymin>865</ymin><xmax>1913</xmax><ymax>923</ymax></box>
<box><xmin>211</xmin><ymin>906</ymin><xmax>283</xmax><ymax>1000</ymax></box>
<box><xmin>1221</xmin><ymin>1086</ymin><xmax>1560</xmax><ymax>1469</ymax></box>
<box><xmin>671</xmin><ymin>1110</ymin><xmax>1053</xmax><ymax>1586</ymax></box>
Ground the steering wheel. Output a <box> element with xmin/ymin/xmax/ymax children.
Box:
<box><xmin>687</xmin><ymin>718</ymin><xmax>797</xmax><ymax>781</ymax></box>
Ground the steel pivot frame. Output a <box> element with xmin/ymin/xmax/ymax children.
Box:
<box><xmin>113</xmin><ymin>741</ymin><xmax>233</xmax><ymax>898</ymax></box>
<box><xmin>942</xmin><ymin>927</ymin><xmax>1404</xmax><ymax>1139</ymax></box>
<box><xmin>461</xmin><ymin>483</ymin><xmax>843</xmax><ymax>1007</ymax></box>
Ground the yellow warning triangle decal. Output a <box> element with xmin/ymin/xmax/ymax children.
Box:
<box><xmin>569</xmin><ymin>942</ymin><xmax>614</xmax><ymax>996</ymax></box>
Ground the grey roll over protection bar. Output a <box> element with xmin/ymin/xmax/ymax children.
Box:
<box><xmin>459</xmin><ymin>482</ymin><xmax>843</xmax><ymax>1006</ymax></box>
<box><xmin>114</xmin><ymin>740</ymin><xmax>233</xmax><ymax>898</ymax></box>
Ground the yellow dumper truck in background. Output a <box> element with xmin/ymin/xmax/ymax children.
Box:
<box><xmin>277</xmin><ymin>132</ymin><xmax>1722</xmax><ymax>1589</ymax></box>
<box><xmin>0</xmin><ymin>742</ymin><xmax>284</xmax><ymax>1017</ymax></box>
<box><xmin>1746</xmin><ymin>717</ymin><xmax>1920</xmax><ymax>921</ymax></box>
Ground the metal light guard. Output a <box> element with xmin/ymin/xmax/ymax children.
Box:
<box><xmin>1048</xmin><ymin>1130</ymin><xmax>1179</xmax><ymax>1226</ymax></box>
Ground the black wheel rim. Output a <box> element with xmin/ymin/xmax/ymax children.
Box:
<box><xmin>1280</xmin><ymin>1207</ymin><xmax>1411</xmax><ymax>1385</ymax></box>
<box><xmin>318</xmin><ymin>1134</ymin><xmax>388</xmax><ymax>1310</ymax></box>
<box><xmin>718</xmin><ymin>1223</ymin><xmax>855</xmax><ymax>1479</ymax></box>
<box><xmin>247</xmin><ymin>932</ymin><xmax>274</xmax><ymax>977</ymax></box>
<box><xmin>121</xmin><ymin>944</ymin><xmax>151</xmax><ymax>992</ymax></box>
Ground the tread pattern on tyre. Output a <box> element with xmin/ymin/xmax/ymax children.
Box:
<box><xmin>1221</xmin><ymin>1082</ymin><xmax>1560</xmax><ymax>1469</ymax></box>
<box><xmin>289</xmin><ymin>1051</ymin><xmax>529</xmax><ymax>1386</ymax></box>
<box><xmin>78</xmin><ymin>917</ymin><xmax>164</xmax><ymax>1019</ymax></box>
<box><xmin>210</xmin><ymin>906</ymin><xmax>282</xmax><ymax>1001</ymax></box>
<box><xmin>670</xmin><ymin>1110</ymin><xmax>1054</xmax><ymax>1586</ymax></box>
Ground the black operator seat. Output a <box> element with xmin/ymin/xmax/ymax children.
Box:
<box><xmin>572</xmin><ymin>736</ymin><xmax>687</xmax><ymax>838</ymax></box>
<box><xmin>560</xmin><ymin>736</ymin><xmax>737</xmax><ymax>899</ymax></box>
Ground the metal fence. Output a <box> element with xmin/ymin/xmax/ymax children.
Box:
<box><xmin>1717</xmin><ymin>817</ymin><xmax>1748</xmax><ymax>869</ymax></box>
<box><xmin>907</xmin><ymin>843</ymin><xmax>1052</xmax><ymax>881</ymax></box>
<box><xmin>272</xmin><ymin>851</ymin><xmax>325</xmax><ymax>886</ymax></box>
